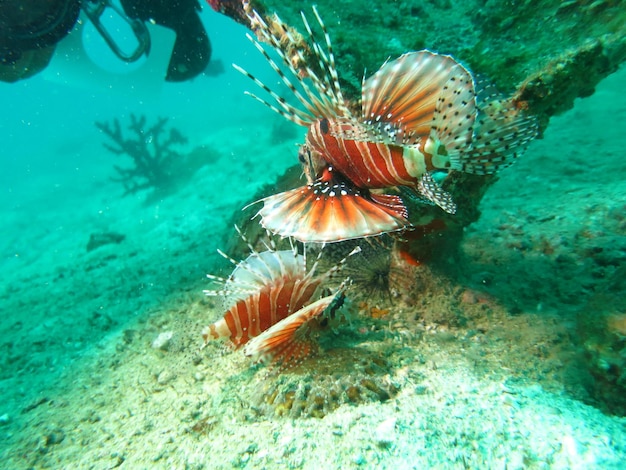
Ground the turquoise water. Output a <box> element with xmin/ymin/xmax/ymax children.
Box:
<box><xmin>0</xmin><ymin>7</ymin><xmax>291</xmax><ymax>373</ymax></box>
<box><xmin>1</xmin><ymin>5</ymin><xmax>626</xmax><ymax>469</ymax></box>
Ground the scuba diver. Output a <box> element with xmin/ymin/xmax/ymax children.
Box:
<box><xmin>0</xmin><ymin>0</ymin><xmax>211</xmax><ymax>83</ymax></box>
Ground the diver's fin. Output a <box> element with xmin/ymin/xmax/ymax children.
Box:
<box><xmin>361</xmin><ymin>50</ymin><xmax>476</xmax><ymax>145</ymax></box>
<box><xmin>243</xmin><ymin>294</ymin><xmax>335</xmax><ymax>366</ymax></box>
<box><xmin>449</xmin><ymin>93</ymin><xmax>538</xmax><ymax>174</ymax></box>
<box><xmin>257</xmin><ymin>181</ymin><xmax>410</xmax><ymax>243</ymax></box>
<box><xmin>416</xmin><ymin>173</ymin><xmax>457</xmax><ymax>214</ymax></box>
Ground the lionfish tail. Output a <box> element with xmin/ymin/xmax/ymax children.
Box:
<box><xmin>449</xmin><ymin>84</ymin><xmax>539</xmax><ymax>174</ymax></box>
<box><xmin>243</xmin><ymin>291</ymin><xmax>343</xmax><ymax>367</ymax></box>
<box><xmin>257</xmin><ymin>181</ymin><xmax>410</xmax><ymax>243</ymax></box>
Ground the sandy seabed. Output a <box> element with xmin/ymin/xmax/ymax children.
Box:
<box><xmin>1</xmin><ymin>48</ymin><xmax>625</xmax><ymax>470</ymax></box>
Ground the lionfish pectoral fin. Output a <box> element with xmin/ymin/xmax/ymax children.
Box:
<box><xmin>448</xmin><ymin>94</ymin><xmax>539</xmax><ymax>175</ymax></box>
<box><xmin>369</xmin><ymin>193</ymin><xmax>409</xmax><ymax>220</ymax></box>
<box><xmin>258</xmin><ymin>183</ymin><xmax>410</xmax><ymax>243</ymax></box>
<box><xmin>243</xmin><ymin>294</ymin><xmax>336</xmax><ymax>366</ymax></box>
<box><xmin>431</xmin><ymin>73</ymin><xmax>477</xmax><ymax>156</ymax></box>
<box><xmin>416</xmin><ymin>173</ymin><xmax>457</xmax><ymax>214</ymax></box>
<box><xmin>362</xmin><ymin>50</ymin><xmax>476</xmax><ymax>145</ymax></box>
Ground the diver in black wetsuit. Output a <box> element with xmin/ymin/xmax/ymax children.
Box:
<box><xmin>0</xmin><ymin>0</ymin><xmax>211</xmax><ymax>83</ymax></box>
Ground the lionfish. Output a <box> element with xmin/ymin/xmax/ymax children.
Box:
<box><xmin>235</xmin><ymin>7</ymin><xmax>538</xmax><ymax>243</ymax></box>
<box><xmin>202</xmin><ymin>232</ymin><xmax>354</xmax><ymax>367</ymax></box>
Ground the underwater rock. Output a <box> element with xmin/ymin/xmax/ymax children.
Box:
<box><xmin>86</xmin><ymin>231</ymin><xmax>125</xmax><ymax>252</ymax></box>
<box><xmin>576</xmin><ymin>292</ymin><xmax>626</xmax><ymax>415</ymax></box>
<box><xmin>374</xmin><ymin>417</ymin><xmax>397</xmax><ymax>447</ymax></box>
<box><xmin>152</xmin><ymin>331</ymin><xmax>174</xmax><ymax>351</ymax></box>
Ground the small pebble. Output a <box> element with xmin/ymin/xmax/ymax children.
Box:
<box><xmin>353</xmin><ymin>453</ymin><xmax>366</xmax><ymax>465</ymax></box>
<box><xmin>152</xmin><ymin>331</ymin><xmax>174</xmax><ymax>350</ymax></box>
<box><xmin>157</xmin><ymin>370</ymin><xmax>176</xmax><ymax>385</ymax></box>
<box><xmin>43</xmin><ymin>429</ymin><xmax>65</xmax><ymax>446</ymax></box>
<box><xmin>374</xmin><ymin>417</ymin><xmax>397</xmax><ymax>447</ymax></box>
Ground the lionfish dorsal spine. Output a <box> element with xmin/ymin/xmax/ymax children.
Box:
<box><xmin>236</xmin><ymin>8</ymin><xmax>353</xmax><ymax>127</ymax></box>
<box><xmin>243</xmin><ymin>10</ymin><xmax>325</xmax><ymax>123</ymax></box>
<box><xmin>233</xmin><ymin>48</ymin><xmax>313</xmax><ymax>127</ymax></box>
<box><xmin>234</xmin><ymin>225</ymin><xmax>284</xmax><ymax>277</ymax></box>
<box><xmin>300</xmin><ymin>7</ymin><xmax>351</xmax><ymax>118</ymax></box>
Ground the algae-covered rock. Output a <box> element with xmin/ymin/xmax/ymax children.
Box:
<box><xmin>219</xmin><ymin>0</ymin><xmax>626</xmax><ymax>128</ymax></box>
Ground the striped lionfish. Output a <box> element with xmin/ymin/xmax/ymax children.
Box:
<box><xmin>202</xmin><ymin>232</ymin><xmax>354</xmax><ymax>367</ymax></box>
<box><xmin>235</xmin><ymin>7</ymin><xmax>538</xmax><ymax>243</ymax></box>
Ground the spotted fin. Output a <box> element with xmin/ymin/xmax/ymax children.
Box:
<box><xmin>243</xmin><ymin>293</ymin><xmax>337</xmax><ymax>365</ymax></box>
<box><xmin>430</xmin><ymin>71</ymin><xmax>477</xmax><ymax>158</ymax></box>
<box><xmin>257</xmin><ymin>181</ymin><xmax>410</xmax><ymax>243</ymax></box>
<box><xmin>361</xmin><ymin>50</ymin><xmax>475</xmax><ymax>145</ymax></box>
<box><xmin>450</xmin><ymin>91</ymin><xmax>538</xmax><ymax>174</ymax></box>
<box><xmin>416</xmin><ymin>173</ymin><xmax>457</xmax><ymax>214</ymax></box>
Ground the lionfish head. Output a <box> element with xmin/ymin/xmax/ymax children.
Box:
<box><xmin>297</xmin><ymin>143</ymin><xmax>328</xmax><ymax>184</ymax></box>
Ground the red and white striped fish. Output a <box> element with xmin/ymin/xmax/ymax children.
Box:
<box><xmin>202</xmin><ymin>234</ymin><xmax>353</xmax><ymax>367</ymax></box>
<box><xmin>235</xmin><ymin>8</ymin><xmax>538</xmax><ymax>243</ymax></box>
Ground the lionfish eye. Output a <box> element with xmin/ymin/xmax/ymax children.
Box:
<box><xmin>298</xmin><ymin>147</ymin><xmax>309</xmax><ymax>163</ymax></box>
<box><xmin>320</xmin><ymin>118</ymin><xmax>330</xmax><ymax>134</ymax></box>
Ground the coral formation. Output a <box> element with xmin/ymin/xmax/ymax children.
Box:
<box><xmin>96</xmin><ymin>114</ymin><xmax>187</xmax><ymax>196</ymax></box>
<box><xmin>202</xmin><ymin>0</ymin><xmax>626</xmax><ymax>419</ymax></box>
<box><xmin>254</xmin><ymin>351</ymin><xmax>403</xmax><ymax>419</ymax></box>
<box><xmin>96</xmin><ymin>114</ymin><xmax>216</xmax><ymax>199</ymax></box>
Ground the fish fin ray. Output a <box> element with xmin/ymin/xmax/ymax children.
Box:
<box><xmin>258</xmin><ymin>181</ymin><xmax>410</xmax><ymax>242</ymax></box>
<box><xmin>416</xmin><ymin>173</ymin><xmax>457</xmax><ymax>214</ymax></box>
<box><xmin>362</xmin><ymin>50</ymin><xmax>475</xmax><ymax>142</ymax></box>
<box><xmin>431</xmin><ymin>72</ymin><xmax>477</xmax><ymax>157</ymax></box>
<box><xmin>243</xmin><ymin>294</ymin><xmax>336</xmax><ymax>365</ymax></box>
<box><xmin>450</xmin><ymin>93</ymin><xmax>538</xmax><ymax>174</ymax></box>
